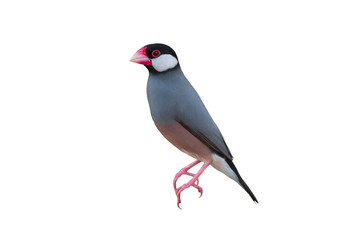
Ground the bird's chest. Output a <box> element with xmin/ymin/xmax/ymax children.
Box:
<box><xmin>147</xmin><ymin>79</ymin><xmax>179</xmax><ymax>124</ymax></box>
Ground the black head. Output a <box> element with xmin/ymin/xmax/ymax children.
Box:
<box><xmin>130</xmin><ymin>43</ymin><xmax>180</xmax><ymax>73</ymax></box>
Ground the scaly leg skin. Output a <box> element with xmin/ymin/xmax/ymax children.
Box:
<box><xmin>175</xmin><ymin>172</ymin><xmax>202</xmax><ymax>194</ymax></box>
<box><xmin>173</xmin><ymin>160</ymin><xmax>201</xmax><ymax>192</ymax></box>
<box><xmin>176</xmin><ymin>162</ymin><xmax>211</xmax><ymax>209</ymax></box>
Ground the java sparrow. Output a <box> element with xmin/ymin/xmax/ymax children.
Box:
<box><xmin>130</xmin><ymin>43</ymin><xmax>258</xmax><ymax>208</ymax></box>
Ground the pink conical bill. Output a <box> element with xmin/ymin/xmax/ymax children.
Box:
<box><xmin>130</xmin><ymin>46</ymin><xmax>151</xmax><ymax>65</ymax></box>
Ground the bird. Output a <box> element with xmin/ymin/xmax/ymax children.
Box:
<box><xmin>130</xmin><ymin>43</ymin><xmax>258</xmax><ymax>208</ymax></box>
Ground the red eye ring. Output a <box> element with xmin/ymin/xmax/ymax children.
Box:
<box><xmin>152</xmin><ymin>50</ymin><xmax>161</xmax><ymax>58</ymax></box>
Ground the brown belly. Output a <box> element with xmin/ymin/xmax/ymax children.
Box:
<box><xmin>155</xmin><ymin>122</ymin><xmax>213</xmax><ymax>163</ymax></box>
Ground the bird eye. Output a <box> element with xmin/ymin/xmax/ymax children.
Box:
<box><xmin>152</xmin><ymin>50</ymin><xmax>161</xmax><ymax>58</ymax></box>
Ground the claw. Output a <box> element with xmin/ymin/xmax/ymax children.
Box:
<box><xmin>177</xmin><ymin>198</ymin><xmax>182</xmax><ymax>209</ymax></box>
<box><xmin>188</xmin><ymin>183</ymin><xmax>203</xmax><ymax>197</ymax></box>
<box><xmin>174</xmin><ymin>162</ymin><xmax>210</xmax><ymax>208</ymax></box>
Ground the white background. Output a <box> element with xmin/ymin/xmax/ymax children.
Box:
<box><xmin>1</xmin><ymin>0</ymin><xmax>359</xmax><ymax>239</ymax></box>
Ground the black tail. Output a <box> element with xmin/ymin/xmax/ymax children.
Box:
<box><xmin>226</xmin><ymin>159</ymin><xmax>258</xmax><ymax>203</ymax></box>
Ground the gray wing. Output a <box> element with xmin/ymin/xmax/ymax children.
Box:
<box><xmin>171</xmin><ymin>78</ymin><xmax>258</xmax><ymax>203</ymax></box>
<box><xmin>175</xmin><ymin>86</ymin><xmax>233</xmax><ymax>161</ymax></box>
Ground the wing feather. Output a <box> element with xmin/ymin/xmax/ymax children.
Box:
<box><xmin>175</xmin><ymin>88</ymin><xmax>233</xmax><ymax>161</ymax></box>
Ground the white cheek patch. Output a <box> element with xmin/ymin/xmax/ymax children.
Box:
<box><xmin>151</xmin><ymin>54</ymin><xmax>178</xmax><ymax>72</ymax></box>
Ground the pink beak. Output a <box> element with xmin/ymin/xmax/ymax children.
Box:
<box><xmin>130</xmin><ymin>46</ymin><xmax>151</xmax><ymax>65</ymax></box>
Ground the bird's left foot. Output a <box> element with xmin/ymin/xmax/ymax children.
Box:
<box><xmin>175</xmin><ymin>162</ymin><xmax>210</xmax><ymax>209</ymax></box>
<box><xmin>173</xmin><ymin>160</ymin><xmax>202</xmax><ymax>194</ymax></box>
<box><xmin>176</xmin><ymin>178</ymin><xmax>202</xmax><ymax>209</ymax></box>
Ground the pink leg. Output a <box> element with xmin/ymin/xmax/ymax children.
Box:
<box><xmin>176</xmin><ymin>162</ymin><xmax>211</xmax><ymax>209</ymax></box>
<box><xmin>176</xmin><ymin>172</ymin><xmax>203</xmax><ymax>197</ymax></box>
<box><xmin>173</xmin><ymin>160</ymin><xmax>201</xmax><ymax>192</ymax></box>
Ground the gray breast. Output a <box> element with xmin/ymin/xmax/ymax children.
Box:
<box><xmin>146</xmin><ymin>67</ymin><xmax>189</xmax><ymax>124</ymax></box>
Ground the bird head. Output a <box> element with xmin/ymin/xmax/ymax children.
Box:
<box><xmin>130</xmin><ymin>43</ymin><xmax>179</xmax><ymax>73</ymax></box>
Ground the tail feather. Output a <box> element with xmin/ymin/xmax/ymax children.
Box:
<box><xmin>226</xmin><ymin>159</ymin><xmax>258</xmax><ymax>203</ymax></box>
<box><xmin>211</xmin><ymin>154</ymin><xmax>258</xmax><ymax>203</ymax></box>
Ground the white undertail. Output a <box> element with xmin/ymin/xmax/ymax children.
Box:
<box><xmin>211</xmin><ymin>153</ymin><xmax>238</xmax><ymax>183</ymax></box>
